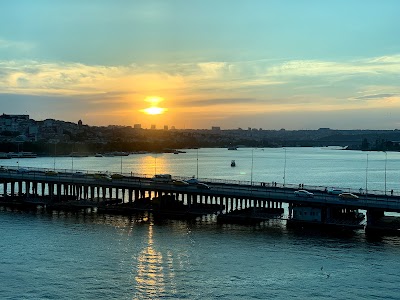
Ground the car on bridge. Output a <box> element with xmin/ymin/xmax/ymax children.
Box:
<box><xmin>185</xmin><ymin>178</ymin><xmax>200</xmax><ymax>185</ymax></box>
<box><xmin>294</xmin><ymin>190</ymin><xmax>314</xmax><ymax>198</ymax></box>
<box><xmin>339</xmin><ymin>192</ymin><xmax>359</xmax><ymax>200</ymax></box>
<box><xmin>73</xmin><ymin>171</ymin><xmax>86</xmax><ymax>177</ymax></box>
<box><xmin>197</xmin><ymin>183</ymin><xmax>211</xmax><ymax>190</ymax></box>
<box><xmin>111</xmin><ymin>173</ymin><xmax>124</xmax><ymax>179</ymax></box>
<box><xmin>327</xmin><ymin>188</ymin><xmax>344</xmax><ymax>195</ymax></box>
<box><xmin>173</xmin><ymin>180</ymin><xmax>189</xmax><ymax>186</ymax></box>
<box><xmin>45</xmin><ymin>170</ymin><xmax>58</xmax><ymax>176</ymax></box>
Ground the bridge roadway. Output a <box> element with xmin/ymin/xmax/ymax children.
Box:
<box><xmin>0</xmin><ymin>167</ymin><xmax>399</xmax><ymax>213</ymax></box>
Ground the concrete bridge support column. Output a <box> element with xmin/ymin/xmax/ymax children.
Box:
<box><xmin>134</xmin><ymin>189</ymin><xmax>139</xmax><ymax>201</ymax></box>
<box><xmin>288</xmin><ymin>203</ymin><xmax>293</xmax><ymax>218</ymax></box>
<box><xmin>90</xmin><ymin>186</ymin><xmax>95</xmax><ymax>201</ymax></box>
<box><xmin>220</xmin><ymin>197</ymin><xmax>225</xmax><ymax>211</ymax></box>
<box><xmin>10</xmin><ymin>181</ymin><xmax>15</xmax><ymax>197</ymax></box>
<box><xmin>84</xmin><ymin>186</ymin><xmax>89</xmax><ymax>199</ymax></box>
<box><xmin>128</xmin><ymin>189</ymin><xmax>133</xmax><ymax>203</ymax></box>
<box><xmin>32</xmin><ymin>182</ymin><xmax>37</xmax><ymax>196</ymax></box>
<box><xmin>186</xmin><ymin>193</ymin><xmax>191</xmax><ymax>208</ymax></box>
<box><xmin>56</xmin><ymin>183</ymin><xmax>61</xmax><ymax>200</ymax></box>
<box><xmin>48</xmin><ymin>183</ymin><xmax>53</xmax><ymax>200</ymax></box>
<box><xmin>25</xmin><ymin>181</ymin><xmax>31</xmax><ymax>198</ymax></box>
<box><xmin>366</xmin><ymin>209</ymin><xmax>385</xmax><ymax>226</ymax></box>
<box><xmin>3</xmin><ymin>181</ymin><xmax>8</xmax><ymax>197</ymax></box>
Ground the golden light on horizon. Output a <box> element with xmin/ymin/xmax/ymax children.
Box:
<box><xmin>142</xmin><ymin>106</ymin><xmax>167</xmax><ymax>115</ymax></box>
<box><xmin>141</xmin><ymin>96</ymin><xmax>168</xmax><ymax>115</ymax></box>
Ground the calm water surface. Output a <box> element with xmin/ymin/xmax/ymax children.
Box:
<box><xmin>1</xmin><ymin>148</ymin><xmax>400</xmax><ymax>299</ymax></box>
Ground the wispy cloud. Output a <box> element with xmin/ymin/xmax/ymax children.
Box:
<box><xmin>2</xmin><ymin>54</ymin><xmax>400</xmax><ymax>114</ymax></box>
<box><xmin>0</xmin><ymin>38</ymin><xmax>34</xmax><ymax>52</ymax></box>
<box><xmin>354</xmin><ymin>93</ymin><xmax>398</xmax><ymax>100</ymax></box>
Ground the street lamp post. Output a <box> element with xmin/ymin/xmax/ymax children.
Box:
<box><xmin>17</xmin><ymin>143</ymin><xmax>20</xmax><ymax>170</ymax></box>
<box><xmin>384</xmin><ymin>151</ymin><xmax>387</xmax><ymax>195</ymax></box>
<box><xmin>365</xmin><ymin>154</ymin><xmax>369</xmax><ymax>195</ymax></box>
<box><xmin>283</xmin><ymin>148</ymin><xmax>287</xmax><ymax>187</ymax></box>
<box><xmin>196</xmin><ymin>148</ymin><xmax>199</xmax><ymax>179</ymax></box>
<box><xmin>250</xmin><ymin>149</ymin><xmax>254</xmax><ymax>185</ymax></box>
<box><xmin>53</xmin><ymin>142</ymin><xmax>57</xmax><ymax>171</ymax></box>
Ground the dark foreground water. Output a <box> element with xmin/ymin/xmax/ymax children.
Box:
<box><xmin>1</xmin><ymin>209</ymin><xmax>400</xmax><ymax>300</ymax></box>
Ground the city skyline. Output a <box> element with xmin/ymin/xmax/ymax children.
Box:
<box><xmin>1</xmin><ymin>1</ymin><xmax>400</xmax><ymax>130</ymax></box>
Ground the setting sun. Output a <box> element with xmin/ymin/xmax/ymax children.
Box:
<box><xmin>140</xmin><ymin>96</ymin><xmax>168</xmax><ymax>115</ymax></box>
<box><xmin>142</xmin><ymin>107</ymin><xmax>166</xmax><ymax>115</ymax></box>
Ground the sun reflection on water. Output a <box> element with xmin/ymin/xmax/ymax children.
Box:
<box><xmin>133</xmin><ymin>224</ymin><xmax>177</xmax><ymax>299</ymax></box>
<box><xmin>137</xmin><ymin>155</ymin><xmax>168</xmax><ymax>176</ymax></box>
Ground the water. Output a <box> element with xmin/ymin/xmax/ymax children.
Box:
<box><xmin>1</xmin><ymin>148</ymin><xmax>400</xmax><ymax>299</ymax></box>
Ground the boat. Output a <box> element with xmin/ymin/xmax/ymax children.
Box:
<box><xmin>94</xmin><ymin>153</ymin><xmax>103</xmax><ymax>157</ymax></box>
<box><xmin>231</xmin><ymin>160</ymin><xmax>236</xmax><ymax>167</ymax></box>
<box><xmin>228</xmin><ymin>146</ymin><xmax>238</xmax><ymax>150</ymax></box>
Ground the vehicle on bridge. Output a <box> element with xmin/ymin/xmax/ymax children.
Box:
<box><xmin>173</xmin><ymin>180</ymin><xmax>189</xmax><ymax>186</ymax></box>
<box><xmin>294</xmin><ymin>190</ymin><xmax>314</xmax><ymax>198</ymax></box>
<box><xmin>327</xmin><ymin>188</ymin><xmax>344</xmax><ymax>195</ymax></box>
<box><xmin>185</xmin><ymin>178</ymin><xmax>200</xmax><ymax>185</ymax></box>
<box><xmin>111</xmin><ymin>173</ymin><xmax>124</xmax><ymax>179</ymax></box>
<box><xmin>152</xmin><ymin>174</ymin><xmax>172</xmax><ymax>182</ymax></box>
<box><xmin>93</xmin><ymin>173</ymin><xmax>112</xmax><ymax>181</ymax></box>
<box><xmin>339</xmin><ymin>192</ymin><xmax>359</xmax><ymax>200</ymax></box>
<box><xmin>73</xmin><ymin>171</ymin><xmax>86</xmax><ymax>177</ymax></box>
<box><xmin>197</xmin><ymin>183</ymin><xmax>211</xmax><ymax>190</ymax></box>
<box><xmin>45</xmin><ymin>170</ymin><xmax>58</xmax><ymax>176</ymax></box>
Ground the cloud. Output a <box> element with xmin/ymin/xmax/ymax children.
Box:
<box><xmin>354</xmin><ymin>93</ymin><xmax>398</xmax><ymax>100</ymax></box>
<box><xmin>184</xmin><ymin>98</ymin><xmax>257</xmax><ymax>107</ymax></box>
<box><xmin>2</xmin><ymin>53</ymin><xmax>400</xmax><ymax>117</ymax></box>
<box><xmin>0</xmin><ymin>38</ymin><xmax>34</xmax><ymax>52</ymax></box>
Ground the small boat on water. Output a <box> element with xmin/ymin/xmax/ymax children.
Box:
<box><xmin>228</xmin><ymin>146</ymin><xmax>238</xmax><ymax>150</ymax></box>
<box><xmin>231</xmin><ymin>160</ymin><xmax>236</xmax><ymax>167</ymax></box>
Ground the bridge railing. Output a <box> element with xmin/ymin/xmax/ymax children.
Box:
<box><xmin>0</xmin><ymin>165</ymin><xmax>395</xmax><ymax>198</ymax></box>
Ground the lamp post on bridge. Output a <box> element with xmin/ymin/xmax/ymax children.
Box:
<box><xmin>365</xmin><ymin>153</ymin><xmax>369</xmax><ymax>196</ymax></box>
<box><xmin>196</xmin><ymin>148</ymin><xmax>199</xmax><ymax>179</ymax></box>
<box><xmin>250</xmin><ymin>148</ymin><xmax>254</xmax><ymax>185</ymax></box>
<box><xmin>384</xmin><ymin>151</ymin><xmax>387</xmax><ymax>195</ymax></box>
<box><xmin>52</xmin><ymin>140</ymin><xmax>58</xmax><ymax>171</ymax></box>
<box><xmin>283</xmin><ymin>148</ymin><xmax>287</xmax><ymax>187</ymax></box>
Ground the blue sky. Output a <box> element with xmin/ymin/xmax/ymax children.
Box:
<box><xmin>1</xmin><ymin>0</ymin><xmax>400</xmax><ymax>129</ymax></box>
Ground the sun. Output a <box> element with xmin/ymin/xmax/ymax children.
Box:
<box><xmin>140</xmin><ymin>96</ymin><xmax>167</xmax><ymax>115</ymax></box>
<box><xmin>143</xmin><ymin>106</ymin><xmax>166</xmax><ymax>115</ymax></box>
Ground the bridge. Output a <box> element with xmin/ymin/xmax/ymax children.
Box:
<box><xmin>0</xmin><ymin>166</ymin><xmax>399</xmax><ymax>233</ymax></box>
